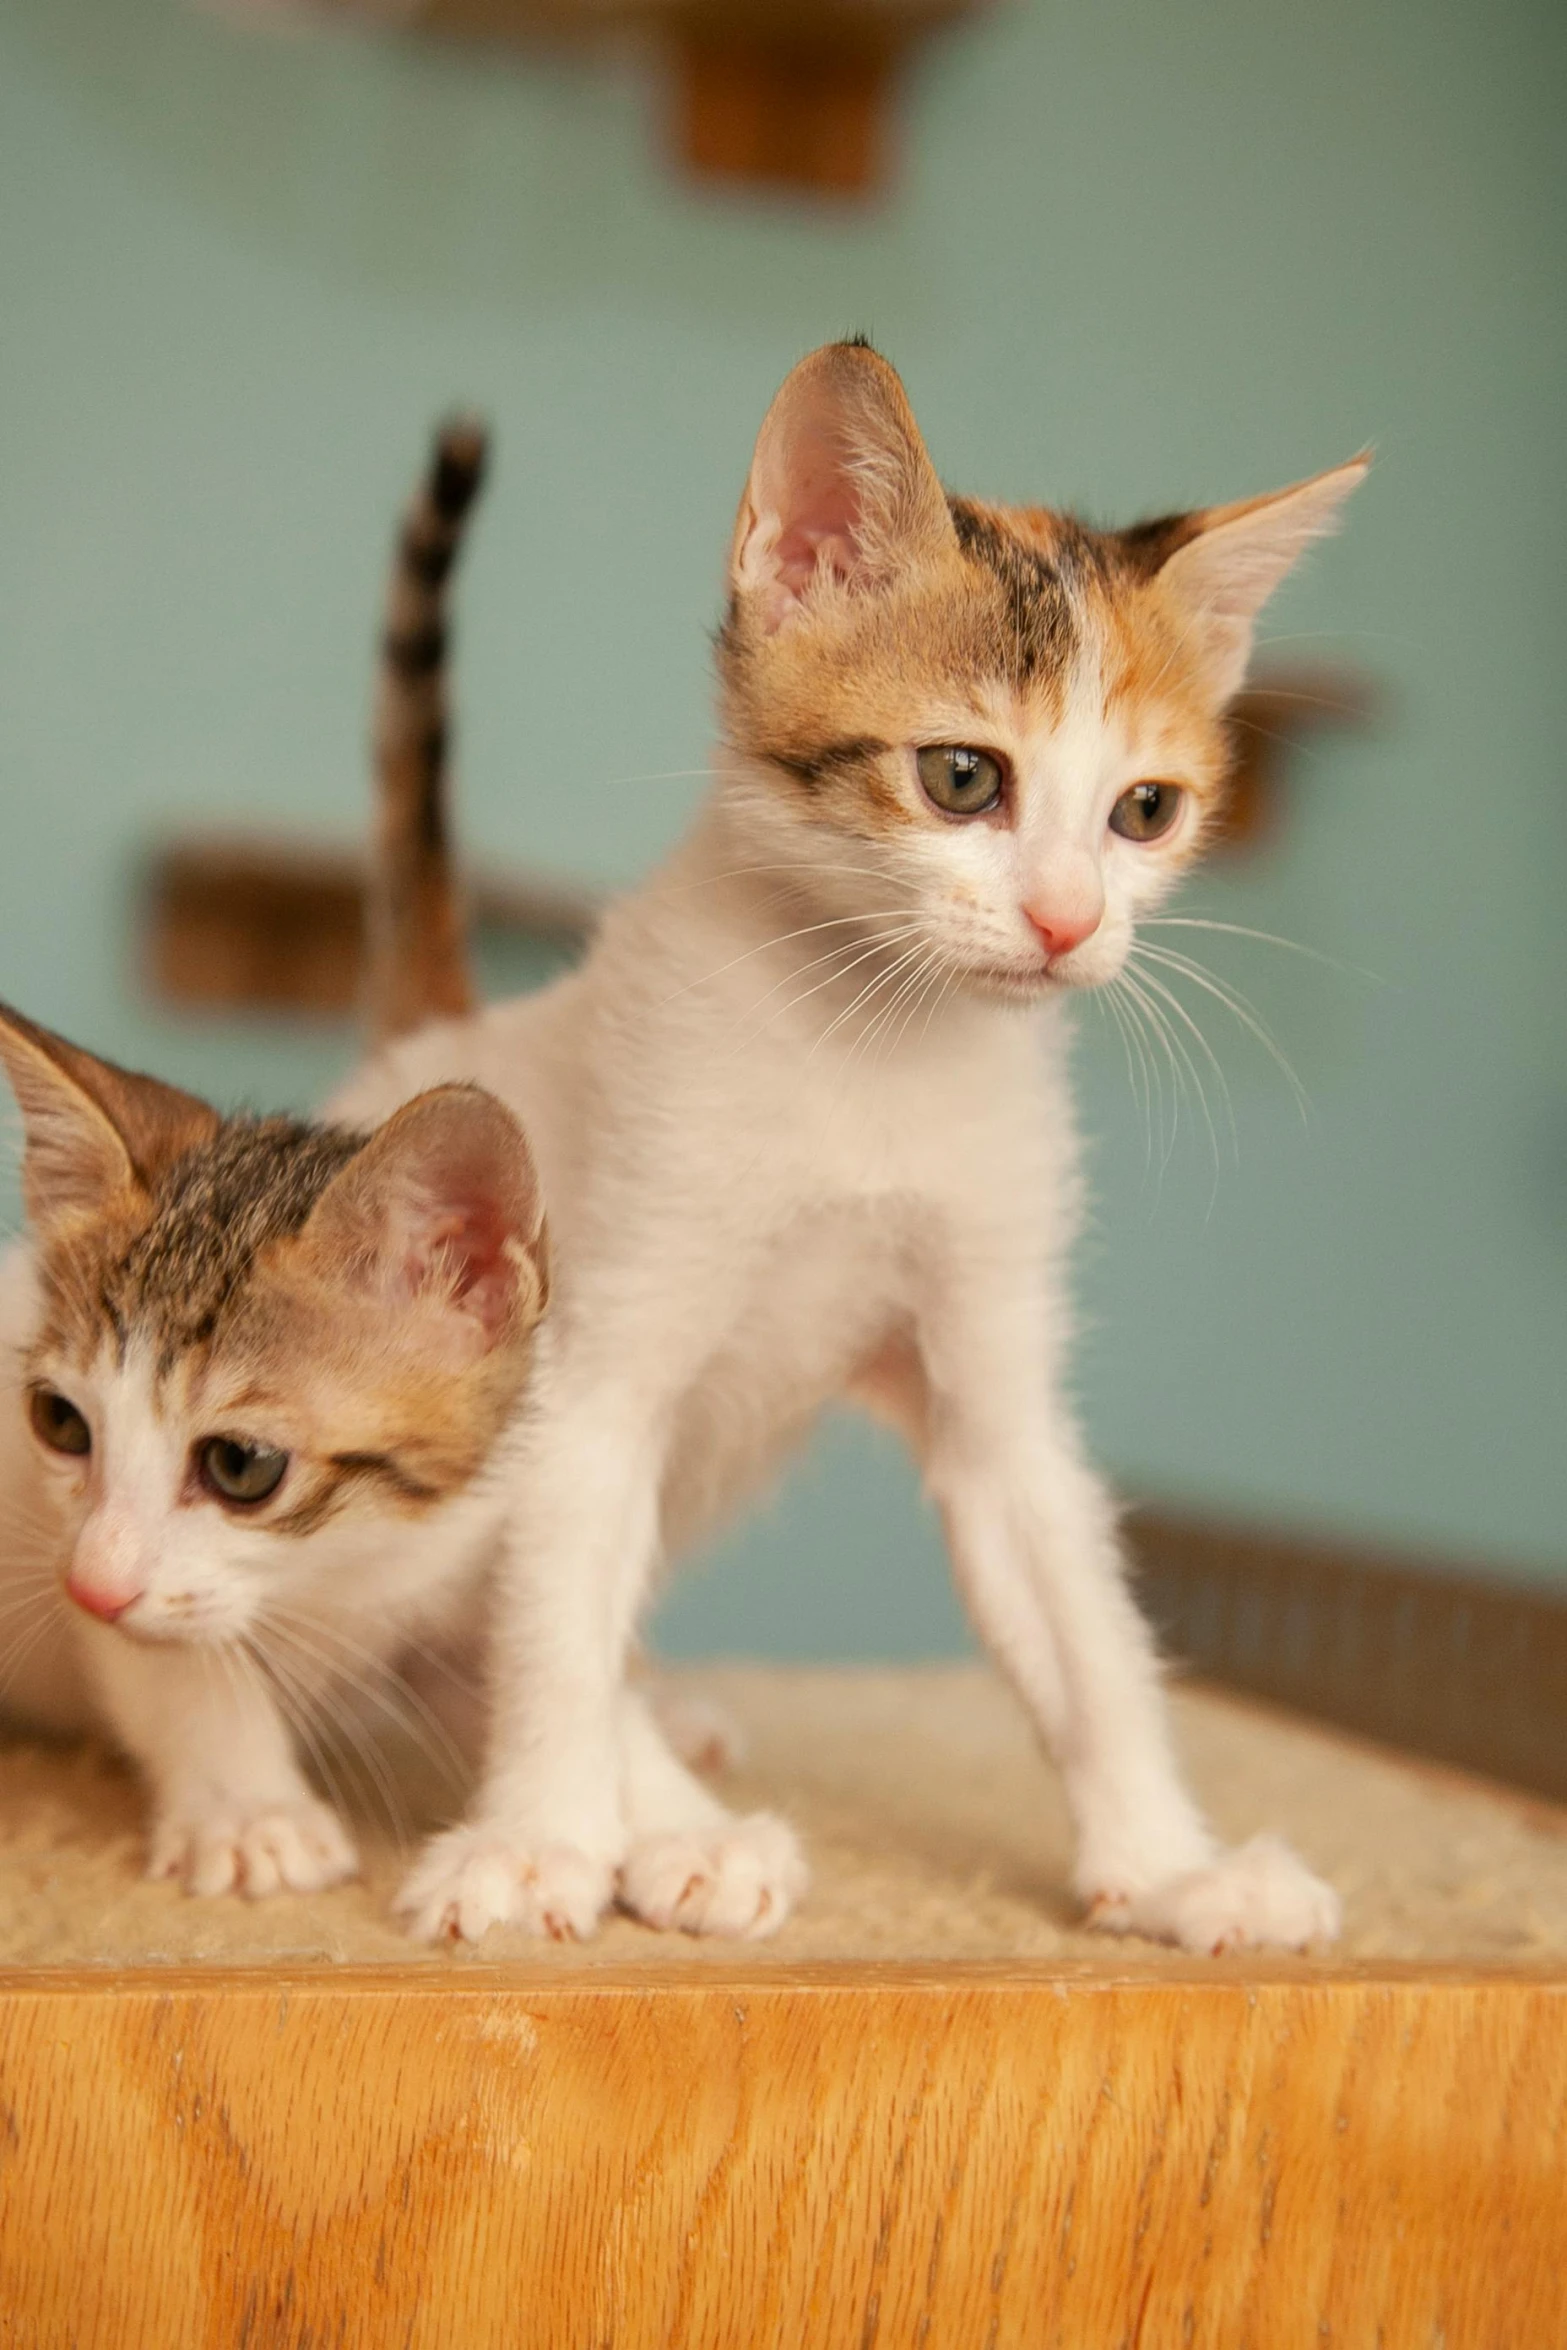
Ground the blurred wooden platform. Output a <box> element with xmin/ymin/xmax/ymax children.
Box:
<box><xmin>1</xmin><ymin>1667</ymin><xmax>1564</xmax><ymax>2344</ymax></box>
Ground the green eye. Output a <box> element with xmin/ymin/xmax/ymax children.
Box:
<box><xmin>917</xmin><ymin>745</ymin><xmax>1005</xmax><ymax>817</ymax></box>
<box><xmin>29</xmin><ymin>1388</ymin><xmax>90</xmax><ymax>1458</ymax></box>
<box><xmin>199</xmin><ymin>1437</ymin><xmax>289</xmax><ymax>1507</ymax></box>
<box><xmin>1108</xmin><ymin>781</ymin><xmax>1184</xmax><ymax>842</ymax></box>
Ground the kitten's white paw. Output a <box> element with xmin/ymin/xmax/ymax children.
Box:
<box><xmin>395</xmin><ymin>1827</ymin><xmax>615</xmax><ymax>1946</ymax></box>
<box><xmin>619</xmin><ymin>1812</ymin><xmax>806</xmax><ymax>1939</ymax></box>
<box><xmin>149</xmin><ymin>1796</ymin><xmax>359</xmax><ymax>1899</ymax></box>
<box><xmin>1088</xmin><ymin>1834</ymin><xmax>1341</xmax><ymax>1954</ymax></box>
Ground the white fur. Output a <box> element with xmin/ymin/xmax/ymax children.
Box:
<box><xmin>328</xmin><ymin>664</ymin><xmax>1340</xmax><ymax>1955</ymax></box>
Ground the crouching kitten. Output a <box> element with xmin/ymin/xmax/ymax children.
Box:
<box><xmin>0</xmin><ymin>1003</ymin><xmax>548</xmax><ymax>1896</ymax></box>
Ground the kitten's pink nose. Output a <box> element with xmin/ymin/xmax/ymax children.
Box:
<box><xmin>1026</xmin><ymin>903</ymin><xmax>1102</xmax><ymax>960</ymax></box>
<box><xmin>65</xmin><ymin>1573</ymin><xmax>137</xmax><ymax>1624</ymax></box>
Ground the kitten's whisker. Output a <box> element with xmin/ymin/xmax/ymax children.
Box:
<box><xmin>297</xmin><ymin>1611</ymin><xmax>473</xmax><ymax>1791</ymax></box>
<box><xmin>917</xmin><ymin>963</ymin><xmax>960</xmax><ymax>1048</ymax></box>
<box><xmin>250</xmin><ymin>1617</ymin><xmax>405</xmax><ymax>1838</ymax></box>
<box><xmin>1124</xmin><ymin>966</ymin><xmax>1228</xmax><ymax>1215</ymax></box>
<box><xmin>1232</xmin><ymin>685</ymin><xmax>1368</xmax><ymax>717</ymax></box>
<box><xmin>671</xmin><ymin>902</ymin><xmax>920</xmax><ymax>1005</ymax></box>
<box><xmin>1143</xmin><ymin>916</ymin><xmax>1381</xmax><ymax>985</ymax></box>
<box><xmin>0</xmin><ymin>1599</ymin><xmax>63</xmax><ymax>1705</ymax></box>
<box><xmin>883</xmin><ymin>957</ymin><xmax>946</xmax><ymax>1064</ymax></box>
<box><xmin>1117</xmin><ymin>970</ymin><xmax>1182</xmax><ymax>1179</ymax></box>
<box><xmin>844</xmin><ymin>944</ymin><xmax>937</xmax><ymax>1070</ymax></box>
<box><xmin>255</xmin><ymin>1619</ymin><xmax>415</xmax><ymax>1846</ymax></box>
<box><xmin>1126</xmin><ymin>959</ymin><xmax>1237</xmax><ymax>1164</ymax></box>
<box><xmin>241</xmin><ymin>1633</ymin><xmax>361</xmax><ymax>1842</ymax></box>
<box><xmin>744</xmin><ymin>925</ymin><xmax>926</xmax><ymax>1054</ymax></box>
<box><xmin>1120</xmin><ymin>970</ymin><xmax>1186</xmax><ymax>1167</ymax></box>
<box><xmin>0</xmin><ymin>1487</ymin><xmax>69</xmax><ymax>1542</ymax></box>
<box><xmin>816</xmin><ymin>949</ymin><xmax>922</xmax><ymax>1061</ymax></box>
<box><xmin>860</xmin><ymin>950</ymin><xmax>942</xmax><ymax>1070</ymax></box>
<box><xmin>1095</xmin><ymin>982</ymin><xmax>1153</xmax><ymax>1167</ymax></box>
<box><xmin>0</xmin><ymin>1578</ymin><xmax>66</xmax><ymax>1634</ymax></box>
<box><xmin>261</xmin><ymin>1605</ymin><xmax>469</xmax><ymax>1798</ymax></box>
<box><xmin>651</xmin><ymin>857</ymin><xmax>900</xmax><ymax>900</ymax></box>
<box><xmin>1109</xmin><ymin>975</ymin><xmax>1166</xmax><ymax>1176</ymax></box>
<box><xmin>386</xmin><ymin>1628</ymin><xmax>481</xmax><ymax>1700</ymax></box>
<box><xmin>1133</xmin><ymin>944</ymin><xmax>1311</xmax><ymax>1121</ymax></box>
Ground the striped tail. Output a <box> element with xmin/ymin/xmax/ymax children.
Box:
<box><xmin>366</xmin><ymin>417</ymin><xmax>488</xmax><ymax>1046</ymax></box>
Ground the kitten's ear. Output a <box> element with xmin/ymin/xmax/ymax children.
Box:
<box><xmin>0</xmin><ymin>1000</ymin><xmax>220</xmax><ymax>1228</ymax></box>
<box><xmin>731</xmin><ymin>340</ymin><xmax>958</xmax><ymax>636</ymax></box>
<box><xmin>1149</xmin><ymin>455</ymin><xmax>1370</xmax><ymax>700</ymax></box>
<box><xmin>300</xmin><ymin>1085</ymin><xmax>548</xmax><ymax>1353</ymax></box>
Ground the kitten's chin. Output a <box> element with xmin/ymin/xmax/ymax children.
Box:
<box><xmin>103</xmin><ymin>1612</ymin><xmax>249</xmax><ymax>1650</ymax></box>
<box><xmin>956</xmin><ymin>961</ymin><xmax>1094</xmax><ymax>1005</ymax></box>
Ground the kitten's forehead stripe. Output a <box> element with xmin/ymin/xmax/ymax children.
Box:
<box><xmin>947</xmin><ymin>497</ymin><xmax>1087</xmax><ymax>688</ymax></box>
<box><xmin>103</xmin><ymin>1118</ymin><xmax>366</xmax><ymax>1367</ymax></box>
<box><xmin>98</xmin><ymin>1286</ymin><xmax>128</xmax><ymax>1366</ymax></box>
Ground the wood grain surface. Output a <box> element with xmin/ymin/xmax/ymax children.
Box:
<box><xmin>0</xmin><ymin>1959</ymin><xmax>1562</xmax><ymax>2348</ymax></box>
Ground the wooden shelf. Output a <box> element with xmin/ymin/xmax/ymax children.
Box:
<box><xmin>251</xmin><ymin>0</ymin><xmax>993</xmax><ymax>196</ymax></box>
<box><xmin>2</xmin><ymin>1956</ymin><xmax>1562</xmax><ymax>2344</ymax></box>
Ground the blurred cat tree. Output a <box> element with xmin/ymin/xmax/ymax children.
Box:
<box><xmin>211</xmin><ymin>0</ymin><xmax>996</xmax><ymax>195</ymax></box>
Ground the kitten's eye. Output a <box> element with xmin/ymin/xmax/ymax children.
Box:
<box><xmin>29</xmin><ymin>1388</ymin><xmax>90</xmax><ymax>1458</ymax></box>
<box><xmin>917</xmin><ymin>745</ymin><xmax>1005</xmax><ymax>817</ymax></box>
<box><xmin>1108</xmin><ymin>781</ymin><xmax>1184</xmax><ymax>842</ymax></box>
<box><xmin>198</xmin><ymin>1437</ymin><xmax>289</xmax><ymax>1507</ymax></box>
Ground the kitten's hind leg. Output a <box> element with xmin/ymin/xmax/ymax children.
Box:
<box><xmin>617</xmin><ymin>1689</ymin><xmax>805</xmax><ymax>1940</ymax></box>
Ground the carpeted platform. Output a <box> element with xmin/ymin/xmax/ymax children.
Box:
<box><xmin>1</xmin><ymin>1665</ymin><xmax>1562</xmax><ymax>1969</ymax></box>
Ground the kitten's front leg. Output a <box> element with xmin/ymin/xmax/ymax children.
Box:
<box><xmin>394</xmin><ymin>1395</ymin><xmax>661</xmax><ymax>1945</ymax></box>
<box><xmin>617</xmin><ymin>1688</ymin><xmax>807</xmax><ymax>1939</ymax></box>
<box><xmin>79</xmin><ymin>1622</ymin><xmax>357</xmax><ymax>1897</ymax></box>
<box><xmin>917</xmin><ymin>1300</ymin><xmax>1339</xmax><ymax>1954</ymax></box>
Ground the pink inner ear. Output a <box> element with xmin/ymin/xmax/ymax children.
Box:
<box><xmin>771</xmin><ymin>438</ymin><xmax>861</xmax><ymax>595</ymax></box>
<box><xmin>404</xmin><ymin>1189</ymin><xmax>517</xmax><ymax>1344</ymax></box>
<box><xmin>748</xmin><ymin>416</ymin><xmax>866</xmax><ymax>631</ymax></box>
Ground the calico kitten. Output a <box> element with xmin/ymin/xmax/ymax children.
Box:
<box><xmin>339</xmin><ymin>340</ymin><xmax>1366</xmax><ymax>1953</ymax></box>
<box><xmin>0</xmin><ymin>427</ymin><xmax>551</xmax><ymax>1896</ymax></box>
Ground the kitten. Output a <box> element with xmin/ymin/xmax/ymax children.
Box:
<box><xmin>338</xmin><ymin>340</ymin><xmax>1367</xmax><ymax>1953</ymax></box>
<box><xmin>0</xmin><ymin>427</ymin><xmax>553</xmax><ymax>1896</ymax></box>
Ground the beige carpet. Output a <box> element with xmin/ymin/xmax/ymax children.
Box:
<box><xmin>1</xmin><ymin>1666</ymin><xmax>1563</xmax><ymax>1970</ymax></box>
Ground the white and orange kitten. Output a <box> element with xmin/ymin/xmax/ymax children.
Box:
<box><xmin>337</xmin><ymin>340</ymin><xmax>1367</xmax><ymax>1951</ymax></box>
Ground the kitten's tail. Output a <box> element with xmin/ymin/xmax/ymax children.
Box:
<box><xmin>367</xmin><ymin>417</ymin><xmax>488</xmax><ymax>1046</ymax></box>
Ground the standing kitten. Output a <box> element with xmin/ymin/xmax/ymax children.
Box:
<box><xmin>336</xmin><ymin>340</ymin><xmax>1367</xmax><ymax>1953</ymax></box>
<box><xmin>0</xmin><ymin>427</ymin><xmax>552</xmax><ymax>1895</ymax></box>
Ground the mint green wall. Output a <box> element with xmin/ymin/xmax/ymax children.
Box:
<box><xmin>1</xmin><ymin>0</ymin><xmax>1562</xmax><ymax>1657</ymax></box>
